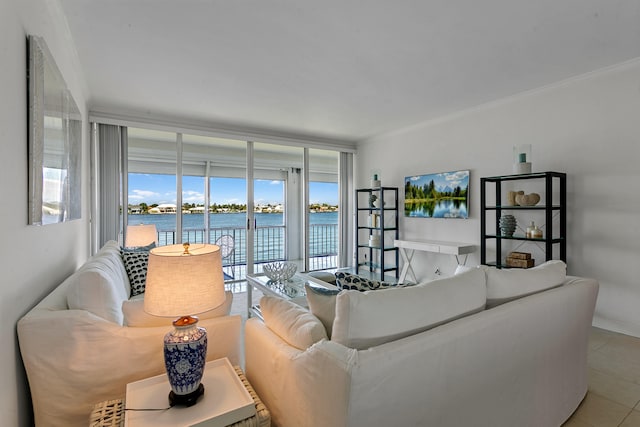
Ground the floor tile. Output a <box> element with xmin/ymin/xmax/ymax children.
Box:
<box><xmin>588</xmin><ymin>368</ymin><xmax>640</xmax><ymax>408</ymax></box>
<box><xmin>590</xmin><ymin>327</ymin><xmax>617</xmax><ymax>352</ymax></box>
<box><xmin>597</xmin><ymin>333</ymin><xmax>640</xmax><ymax>366</ymax></box>
<box><xmin>570</xmin><ymin>392</ymin><xmax>632</xmax><ymax>427</ymax></box>
<box><xmin>588</xmin><ymin>350</ymin><xmax>640</xmax><ymax>385</ymax></box>
<box><xmin>563</xmin><ymin>416</ymin><xmax>594</xmax><ymax>427</ymax></box>
<box><xmin>620</xmin><ymin>410</ymin><xmax>640</xmax><ymax>427</ymax></box>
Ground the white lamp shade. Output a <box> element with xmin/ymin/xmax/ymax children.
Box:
<box><xmin>126</xmin><ymin>224</ymin><xmax>158</xmax><ymax>247</ymax></box>
<box><xmin>144</xmin><ymin>244</ymin><xmax>226</xmax><ymax>317</ymax></box>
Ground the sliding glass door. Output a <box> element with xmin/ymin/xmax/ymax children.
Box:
<box><xmin>126</xmin><ymin>127</ymin><xmax>178</xmax><ymax>246</ymax></box>
<box><xmin>250</xmin><ymin>142</ymin><xmax>304</xmax><ymax>273</ymax></box>
<box><xmin>123</xmin><ymin>126</ymin><xmax>342</xmax><ymax>284</ymax></box>
<box><xmin>182</xmin><ymin>134</ymin><xmax>247</xmax><ymax>282</ymax></box>
<box><xmin>308</xmin><ymin>148</ymin><xmax>339</xmax><ymax>271</ymax></box>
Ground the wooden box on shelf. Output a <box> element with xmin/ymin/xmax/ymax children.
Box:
<box><xmin>505</xmin><ymin>256</ymin><xmax>535</xmax><ymax>268</ymax></box>
<box><xmin>507</xmin><ymin>251</ymin><xmax>531</xmax><ymax>260</ymax></box>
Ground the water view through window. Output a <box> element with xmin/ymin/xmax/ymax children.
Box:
<box><xmin>127</xmin><ymin>173</ymin><xmax>339</xmax><ymax>274</ymax></box>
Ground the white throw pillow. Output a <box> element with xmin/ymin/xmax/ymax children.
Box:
<box><xmin>485</xmin><ymin>260</ymin><xmax>566</xmax><ymax>308</ymax></box>
<box><xmin>331</xmin><ymin>268</ymin><xmax>487</xmax><ymax>350</ymax></box>
<box><xmin>66</xmin><ymin>267</ymin><xmax>127</xmax><ymax>325</ymax></box>
<box><xmin>304</xmin><ymin>284</ymin><xmax>339</xmax><ymax>338</ymax></box>
<box><xmin>260</xmin><ymin>296</ymin><xmax>328</xmax><ymax>350</ymax></box>
<box><xmin>123</xmin><ymin>291</ymin><xmax>233</xmax><ymax>327</ymax></box>
<box><xmin>66</xmin><ymin>242</ymin><xmax>132</xmax><ymax>324</ymax></box>
<box><xmin>101</xmin><ymin>240</ymin><xmax>133</xmax><ymax>299</ymax></box>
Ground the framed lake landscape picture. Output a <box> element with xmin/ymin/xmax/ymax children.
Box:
<box><xmin>404</xmin><ymin>170</ymin><xmax>469</xmax><ymax>218</ymax></box>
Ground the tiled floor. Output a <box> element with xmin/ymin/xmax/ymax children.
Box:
<box><xmin>563</xmin><ymin>327</ymin><xmax>640</xmax><ymax>427</ymax></box>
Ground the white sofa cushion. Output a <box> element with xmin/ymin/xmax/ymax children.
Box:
<box><xmin>304</xmin><ymin>284</ymin><xmax>340</xmax><ymax>337</ymax></box>
<box><xmin>261</xmin><ymin>296</ymin><xmax>328</xmax><ymax>350</ymax></box>
<box><xmin>331</xmin><ymin>268</ymin><xmax>487</xmax><ymax>350</ymax></box>
<box><xmin>66</xmin><ymin>269</ymin><xmax>125</xmax><ymax>324</ymax></box>
<box><xmin>485</xmin><ymin>260</ymin><xmax>566</xmax><ymax>308</ymax></box>
<box><xmin>66</xmin><ymin>242</ymin><xmax>130</xmax><ymax>324</ymax></box>
<box><xmin>123</xmin><ymin>290</ymin><xmax>233</xmax><ymax>327</ymax></box>
<box><xmin>101</xmin><ymin>240</ymin><xmax>132</xmax><ymax>298</ymax></box>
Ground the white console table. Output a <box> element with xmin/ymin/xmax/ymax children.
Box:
<box><xmin>394</xmin><ymin>239</ymin><xmax>476</xmax><ymax>284</ymax></box>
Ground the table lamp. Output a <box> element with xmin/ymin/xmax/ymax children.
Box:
<box><xmin>125</xmin><ymin>224</ymin><xmax>158</xmax><ymax>248</ymax></box>
<box><xmin>144</xmin><ymin>243</ymin><xmax>226</xmax><ymax>407</ymax></box>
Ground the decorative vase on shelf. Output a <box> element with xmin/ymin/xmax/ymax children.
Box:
<box><xmin>371</xmin><ymin>173</ymin><xmax>381</xmax><ymax>188</ymax></box>
<box><xmin>499</xmin><ymin>214</ymin><xmax>517</xmax><ymax>237</ymax></box>
<box><xmin>507</xmin><ymin>191</ymin><xmax>524</xmax><ymax>206</ymax></box>
<box><xmin>515</xmin><ymin>192</ymin><xmax>541</xmax><ymax>206</ymax></box>
<box><xmin>526</xmin><ymin>221</ymin><xmax>535</xmax><ymax>238</ymax></box>
<box><xmin>513</xmin><ymin>144</ymin><xmax>532</xmax><ymax>174</ymax></box>
<box><xmin>532</xmin><ymin>225</ymin><xmax>543</xmax><ymax>239</ymax></box>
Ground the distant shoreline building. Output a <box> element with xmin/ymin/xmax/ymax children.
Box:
<box><xmin>148</xmin><ymin>203</ymin><xmax>177</xmax><ymax>214</ymax></box>
<box><xmin>129</xmin><ymin>202</ymin><xmax>338</xmax><ymax>214</ymax></box>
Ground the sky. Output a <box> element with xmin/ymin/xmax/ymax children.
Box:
<box><xmin>128</xmin><ymin>174</ymin><xmax>338</xmax><ymax>206</ymax></box>
<box><xmin>405</xmin><ymin>170</ymin><xmax>469</xmax><ymax>191</ymax></box>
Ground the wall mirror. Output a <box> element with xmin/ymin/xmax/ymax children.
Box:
<box><xmin>28</xmin><ymin>35</ymin><xmax>82</xmax><ymax>225</ymax></box>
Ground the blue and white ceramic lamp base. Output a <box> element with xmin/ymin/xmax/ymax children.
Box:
<box><xmin>164</xmin><ymin>320</ymin><xmax>207</xmax><ymax>407</ymax></box>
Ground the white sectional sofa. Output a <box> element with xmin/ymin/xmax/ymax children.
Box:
<box><xmin>18</xmin><ymin>240</ymin><xmax>242</xmax><ymax>427</ymax></box>
<box><xmin>245</xmin><ymin>262</ymin><xmax>599</xmax><ymax>427</ymax></box>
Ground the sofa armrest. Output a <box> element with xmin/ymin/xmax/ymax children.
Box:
<box><xmin>18</xmin><ymin>309</ymin><xmax>241</xmax><ymax>427</ymax></box>
<box><xmin>245</xmin><ymin>317</ymin><xmax>354</xmax><ymax>427</ymax></box>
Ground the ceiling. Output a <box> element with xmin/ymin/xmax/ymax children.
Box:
<box><xmin>58</xmin><ymin>0</ymin><xmax>640</xmax><ymax>143</ymax></box>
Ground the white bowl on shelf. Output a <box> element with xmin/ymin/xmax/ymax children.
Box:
<box><xmin>263</xmin><ymin>262</ymin><xmax>297</xmax><ymax>282</ymax></box>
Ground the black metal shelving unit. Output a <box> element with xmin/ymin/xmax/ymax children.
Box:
<box><xmin>355</xmin><ymin>187</ymin><xmax>399</xmax><ymax>280</ymax></box>
<box><xmin>480</xmin><ymin>171</ymin><xmax>566</xmax><ymax>268</ymax></box>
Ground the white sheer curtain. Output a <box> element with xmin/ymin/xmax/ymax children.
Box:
<box><xmin>91</xmin><ymin>123</ymin><xmax>127</xmax><ymax>252</ymax></box>
<box><xmin>338</xmin><ymin>152</ymin><xmax>354</xmax><ymax>268</ymax></box>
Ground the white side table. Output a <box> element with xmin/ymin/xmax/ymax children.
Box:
<box><xmin>394</xmin><ymin>239</ymin><xmax>476</xmax><ymax>284</ymax></box>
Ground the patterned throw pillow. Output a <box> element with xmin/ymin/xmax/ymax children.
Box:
<box><xmin>123</xmin><ymin>242</ymin><xmax>156</xmax><ymax>252</ymax></box>
<box><xmin>334</xmin><ymin>272</ymin><xmax>408</xmax><ymax>292</ymax></box>
<box><xmin>120</xmin><ymin>244</ymin><xmax>155</xmax><ymax>296</ymax></box>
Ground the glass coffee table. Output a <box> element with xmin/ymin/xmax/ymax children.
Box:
<box><xmin>246</xmin><ymin>272</ymin><xmax>338</xmax><ymax>319</ymax></box>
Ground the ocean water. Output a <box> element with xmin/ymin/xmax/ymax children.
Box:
<box><xmin>127</xmin><ymin>211</ymin><xmax>338</xmax><ymax>263</ymax></box>
<box><xmin>128</xmin><ymin>211</ymin><xmax>338</xmax><ymax>230</ymax></box>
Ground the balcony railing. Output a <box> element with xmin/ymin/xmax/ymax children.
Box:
<box><xmin>155</xmin><ymin>223</ymin><xmax>338</xmax><ymax>281</ymax></box>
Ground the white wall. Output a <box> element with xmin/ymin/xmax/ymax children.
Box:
<box><xmin>357</xmin><ymin>59</ymin><xmax>640</xmax><ymax>338</ymax></box>
<box><xmin>1</xmin><ymin>1</ymin><xmax>89</xmax><ymax>425</ymax></box>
